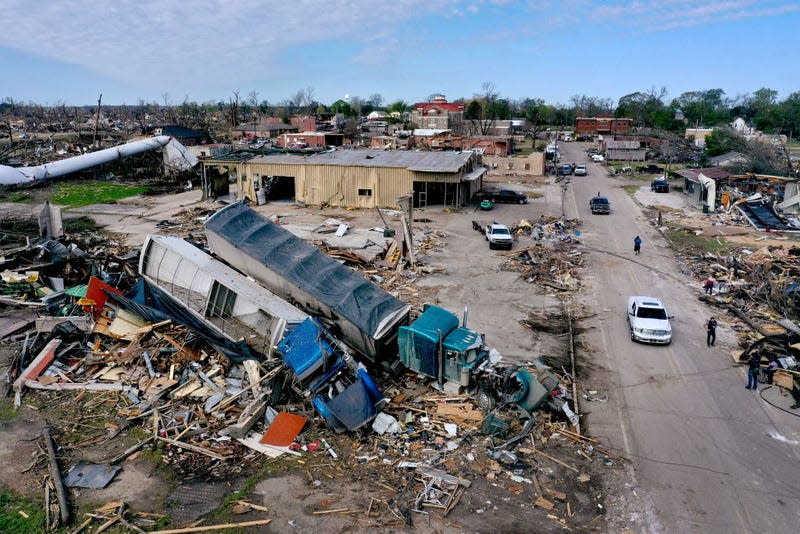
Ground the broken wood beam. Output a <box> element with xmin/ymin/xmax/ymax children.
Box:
<box><xmin>13</xmin><ymin>338</ymin><xmax>61</xmax><ymax>407</ymax></box>
<box><xmin>531</xmin><ymin>448</ymin><xmax>580</xmax><ymax>473</ymax></box>
<box><xmin>156</xmin><ymin>436</ymin><xmax>229</xmax><ymax>461</ymax></box>
<box><xmin>42</xmin><ymin>425</ymin><xmax>70</xmax><ymax>525</ymax></box>
<box><xmin>147</xmin><ymin>518</ymin><xmax>272</xmax><ymax>533</ymax></box>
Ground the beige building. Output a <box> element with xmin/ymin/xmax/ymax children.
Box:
<box><xmin>203</xmin><ymin>149</ymin><xmax>487</xmax><ymax>209</ymax></box>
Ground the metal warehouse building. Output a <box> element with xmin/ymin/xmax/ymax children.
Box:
<box><xmin>202</xmin><ymin>149</ymin><xmax>487</xmax><ymax>209</ymax></box>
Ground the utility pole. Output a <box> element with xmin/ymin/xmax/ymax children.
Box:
<box><xmin>91</xmin><ymin>93</ymin><xmax>102</xmax><ymax>148</ymax></box>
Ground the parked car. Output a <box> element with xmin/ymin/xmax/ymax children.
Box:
<box><xmin>638</xmin><ymin>164</ymin><xmax>663</xmax><ymax>174</ymax></box>
<box><xmin>627</xmin><ymin>296</ymin><xmax>672</xmax><ymax>345</ymax></box>
<box><xmin>573</xmin><ymin>164</ymin><xmax>587</xmax><ymax>176</ymax></box>
<box><xmin>489</xmin><ymin>189</ymin><xmax>528</xmax><ymax>204</ymax></box>
<box><xmin>589</xmin><ymin>196</ymin><xmax>610</xmax><ymax>214</ymax></box>
<box><xmin>651</xmin><ymin>179</ymin><xmax>670</xmax><ymax>193</ymax></box>
<box><xmin>591</xmin><ymin>154</ymin><xmax>605</xmax><ymax>162</ymax></box>
<box><xmin>559</xmin><ymin>164</ymin><xmax>573</xmax><ymax>175</ymax></box>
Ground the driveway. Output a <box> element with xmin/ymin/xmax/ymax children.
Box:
<box><xmin>561</xmin><ymin>142</ymin><xmax>800</xmax><ymax>532</ymax></box>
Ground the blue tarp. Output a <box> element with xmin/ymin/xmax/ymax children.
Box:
<box><xmin>278</xmin><ymin>317</ymin><xmax>383</xmax><ymax>432</ymax></box>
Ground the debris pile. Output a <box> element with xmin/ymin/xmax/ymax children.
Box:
<box><xmin>0</xmin><ymin>204</ymin><xmax>610</xmax><ymax>531</ymax></box>
<box><xmin>502</xmin><ymin>218</ymin><xmax>584</xmax><ymax>291</ymax></box>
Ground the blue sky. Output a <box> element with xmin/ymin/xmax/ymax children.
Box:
<box><xmin>1</xmin><ymin>0</ymin><xmax>798</xmax><ymax>108</ymax></box>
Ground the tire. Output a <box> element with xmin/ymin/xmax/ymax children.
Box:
<box><xmin>518</xmin><ymin>198</ymin><xmax>524</xmax><ymax>204</ymax></box>
<box><xmin>476</xmin><ymin>389</ymin><xmax>496</xmax><ymax>412</ymax></box>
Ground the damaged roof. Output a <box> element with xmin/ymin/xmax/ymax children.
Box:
<box><xmin>250</xmin><ymin>149</ymin><xmax>474</xmax><ymax>173</ymax></box>
<box><xmin>674</xmin><ymin>167</ymin><xmax>731</xmax><ymax>181</ymax></box>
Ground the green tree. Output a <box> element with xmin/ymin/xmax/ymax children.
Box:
<box><xmin>672</xmin><ymin>89</ymin><xmax>730</xmax><ymax>127</ymax></box>
<box><xmin>752</xmin><ymin>87</ymin><xmax>778</xmax><ymax>132</ymax></box>
<box><xmin>704</xmin><ymin>126</ymin><xmax>745</xmax><ymax>157</ymax></box>
<box><xmin>386</xmin><ymin>100</ymin><xmax>410</xmax><ymax>125</ymax></box>
<box><xmin>329</xmin><ymin>99</ymin><xmax>352</xmax><ymax>117</ymax></box>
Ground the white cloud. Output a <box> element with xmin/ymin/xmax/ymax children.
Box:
<box><xmin>0</xmin><ymin>0</ymin><xmax>463</xmax><ymax>93</ymax></box>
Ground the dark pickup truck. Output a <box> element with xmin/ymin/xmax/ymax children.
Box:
<box><xmin>637</xmin><ymin>164</ymin><xmax>663</xmax><ymax>174</ymax></box>
<box><xmin>485</xmin><ymin>189</ymin><xmax>528</xmax><ymax>204</ymax></box>
<box><xmin>589</xmin><ymin>196</ymin><xmax>611</xmax><ymax>214</ymax></box>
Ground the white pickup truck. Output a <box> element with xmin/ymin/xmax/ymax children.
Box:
<box><xmin>481</xmin><ymin>222</ymin><xmax>514</xmax><ymax>250</ymax></box>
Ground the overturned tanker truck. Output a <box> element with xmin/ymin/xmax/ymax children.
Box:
<box><xmin>205</xmin><ymin>202</ymin><xmax>577</xmax><ymax>426</ymax></box>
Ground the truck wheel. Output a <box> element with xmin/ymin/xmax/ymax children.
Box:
<box><xmin>476</xmin><ymin>389</ymin><xmax>496</xmax><ymax>412</ymax></box>
<box><xmin>518</xmin><ymin>198</ymin><xmax>525</xmax><ymax>204</ymax></box>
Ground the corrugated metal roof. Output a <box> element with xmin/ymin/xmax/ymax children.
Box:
<box><xmin>675</xmin><ymin>167</ymin><xmax>730</xmax><ymax>180</ymax></box>
<box><xmin>251</xmin><ymin>149</ymin><xmax>473</xmax><ymax>172</ymax></box>
<box><xmin>605</xmin><ymin>140</ymin><xmax>641</xmax><ymax>149</ymax></box>
<box><xmin>413</xmin><ymin>129</ymin><xmax>451</xmax><ymax>136</ymax></box>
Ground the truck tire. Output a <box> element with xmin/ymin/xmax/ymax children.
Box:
<box><xmin>476</xmin><ymin>389</ymin><xmax>496</xmax><ymax>412</ymax></box>
<box><xmin>518</xmin><ymin>198</ymin><xmax>525</xmax><ymax>204</ymax></box>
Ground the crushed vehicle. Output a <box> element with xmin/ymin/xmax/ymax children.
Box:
<box><xmin>398</xmin><ymin>304</ymin><xmax>578</xmax><ymax>424</ymax></box>
<box><xmin>589</xmin><ymin>196</ymin><xmax>611</xmax><ymax>214</ymax></box>
<box><xmin>627</xmin><ymin>296</ymin><xmax>673</xmax><ymax>345</ymax></box>
<box><xmin>474</xmin><ymin>221</ymin><xmax>514</xmax><ymax>250</ymax></box>
<box><xmin>278</xmin><ymin>317</ymin><xmax>385</xmax><ymax>432</ymax></box>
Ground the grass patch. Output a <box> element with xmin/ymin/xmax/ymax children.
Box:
<box><xmin>0</xmin><ymin>491</ymin><xmax>45</xmax><ymax>533</ymax></box>
<box><xmin>623</xmin><ymin>185</ymin><xmax>639</xmax><ymax>195</ymax></box>
<box><xmin>0</xmin><ymin>400</ymin><xmax>18</xmax><ymax>421</ymax></box>
<box><xmin>664</xmin><ymin>228</ymin><xmax>733</xmax><ymax>255</ymax></box>
<box><xmin>1</xmin><ymin>192</ymin><xmax>34</xmax><ymax>203</ymax></box>
<box><xmin>49</xmin><ymin>181</ymin><xmax>148</xmax><ymax>209</ymax></box>
<box><xmin>63</xmin><ymin>216</ymin><xmax>103</xmax><ymax>234</ymax></box>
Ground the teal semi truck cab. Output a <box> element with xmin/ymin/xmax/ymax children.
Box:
<box><xmin>397</xmin><ymin>304</ymin><xmax>579</xmax><ymax>426</ymax></box>
<box><xmin>398</xmin><ymin>304</ymin><xmax>487</xmax><ymax>386</ymax></box>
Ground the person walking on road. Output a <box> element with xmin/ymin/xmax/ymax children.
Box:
<box><xmin>634</xmin><ymin>235</ymin><xmax>642</xmax><ymax>255</ymax></box>
<box><xmin>746</xmin><ymin>353</ymin><xmax>760</xmax><ymax>390</ymax></box>
<box><xmin>706</xmin><ymin>317</ymin><xmax>717</xmax><ymax>347</ymax></box>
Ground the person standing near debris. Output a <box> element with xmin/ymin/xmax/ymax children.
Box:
<box><xmin>706</xmin><ymin>317</ymin><xmax>717</xmax><ymax>347</ymax></box>
<box><xmin>704</xmin><ymin>276</ymin><xmax>715</xmax><ymax>295</ymax></box>
<box><xmin>633</xmin><ymin>235</ymin><xmax>642</xmax><ymax>255</ymax></box>
<box><xmin>763</xmin><ymin>358</ymin><xmax>778</xmax><ymax>385</ymax></box>
<box><xmin>746</xmin><ymin>353</ymin><xmax>760</xmax><ymax>390</ymax></box>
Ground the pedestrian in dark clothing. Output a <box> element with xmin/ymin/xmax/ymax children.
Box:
<box><xmin>634</xmin><ymin>235</ymin><xmax>642</xmax><ymax>255</ymax></box>
<box><xmin>706</xmin><ymin>317</ymin><xmax>717</xmax><ymax>347</ymax></box>
<box><xmin>746</xmin><ymin>354</ymin><xmax>760</xmax><ymax>390</ymax></box>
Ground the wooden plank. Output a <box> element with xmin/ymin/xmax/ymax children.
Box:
<box><xmin>0</xmin><ymin>315</ymin><xmax>36</xmax><ymax>339</ymax></box>
<box><xmin>531</xmin><ymin>448</ymin><xmax>580</xmax><ymax>473</ymax></box>
<box><xmin>534</xmin><ymin>496</ymin><xmax>555</xmax><ymax>511</ymax></box>
<box><xmin>13</xmin><ymin>339</ymin><xmax>61</xmax><ymax>406</ymax></box>
<box><xmin>156</xmin><ymin>437</ymin><xmax>229</xmax><ymax>461</ymax></box>
<box><xmin>147</xmin><ymin>519</ymin><xmax>272</xmax><ymax>533</ymax></box>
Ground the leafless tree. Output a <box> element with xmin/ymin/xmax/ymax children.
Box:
<box><xmin>368</xmin><ymin>93</ymin><xmax>384</xmax><ymax>109</ymax></box>
<box><xmin>467</xmin><ymin>81</ymin><xmax>500</xmax><ymax>135</ymax></box>
<box><xmin>230</xmin><ymin>90</ymin><xmax>241</xmax><ymax>127</ymax></box>
<box><xmin>249</xmin><ymin>90</ymin><xmax>260</xmax><ymax>123</ymax></box>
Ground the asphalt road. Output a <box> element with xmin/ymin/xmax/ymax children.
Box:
<box><xmin>558</xmin><ymin>142</ymin><xmax>800</xmax><ymax>533</ymax></box>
